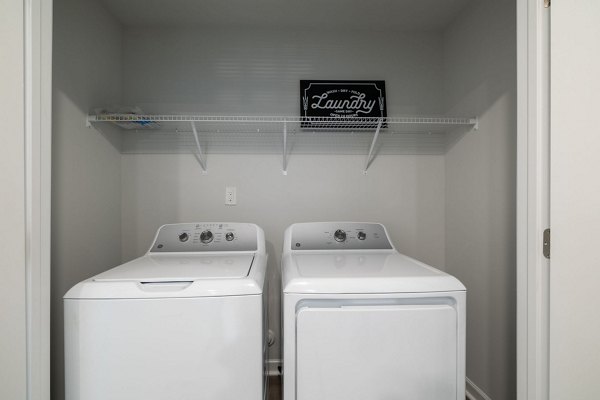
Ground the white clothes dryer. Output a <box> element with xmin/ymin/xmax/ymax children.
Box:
<box><xmin>281</xmin><ymin>222</ymin><xmax>466</xmax><ymax>400</ymax></box>
<box><xmin>64</xmin><ymin>222</ymin><xmax>268</xmax><ymax>400</ymax></box>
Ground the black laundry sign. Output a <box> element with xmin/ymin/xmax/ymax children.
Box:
<box><xmin>300</xmin><ymin>80</ymin><xmax>386</xmax><ymax>128</ymax></box>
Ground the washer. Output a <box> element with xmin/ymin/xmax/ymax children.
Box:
<box><xmin>64</xmin><ymin>223</ymin><xmax>268</xmax><ymax>400</ymax></box>
<box><xmin>282</xmin><ymin>222</ymin><xmax>466</xmax><ymax>400</ymax></box>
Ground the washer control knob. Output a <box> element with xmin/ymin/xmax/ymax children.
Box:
<box><xmin>357</xmin><ymin>231</ymin><xmax>367</xmax><ymax>240</ymax></box>
<box><xmin>334</xmin><ymin>229</ymin><xmax>347</xmax><ymax>242</ymax></box>
<box><xmin>225</xmin><ymin>232</ymin><xmax>235</xmax><ymax>241</ymax></box>
<box><xmin>178</xmin><ymin>232</ymin><xmax>189</xmax><ymax>242</ymax></box>
<box><xmin>200</xmin><ymin>230</ymin><xmax>214</xmax><ymax>244</ymax></box>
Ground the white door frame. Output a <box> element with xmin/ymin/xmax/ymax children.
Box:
<box><xmin>517</xmin><ymin>0</ymin><xmax>550</xmax><ymax>399</ymax></box>
<box><xmin>24</xmin><ymin>0</ymin><xmax>52</xmax><ymax>399</ymax></box>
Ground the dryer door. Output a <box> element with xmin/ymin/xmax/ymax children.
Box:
<box><xmin>296</xmin><ymin>303</ymin><xmax>458</xmax><ymax>400</ymax></box>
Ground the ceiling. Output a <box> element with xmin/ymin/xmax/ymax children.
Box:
<box><xmin>100</xmin><ymin>0</ymin><xmax>472</xmax><ymax>31</ymax></box>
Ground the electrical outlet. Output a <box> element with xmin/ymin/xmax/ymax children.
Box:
<box><xmin>225</xmin><ymin>186</ymin><xmax>236</xmax><ymax>206</ymax></box>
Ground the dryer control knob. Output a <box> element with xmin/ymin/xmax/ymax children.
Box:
<box><xmin>334</xmin><ymin>229</ymin><xmax>347</xmax><ymax>242</ymax></box>
<box><xmin>357</xmin><ymin>231</ymin><xmax>366</xmax><ymax>240</ymax></box>
<box><xmin>178</xmin><ymin>232</ymin><xmax>189</xmax><ymax>242</ymax></box>
<box><xmin>225</xmin><ymin>232</ymin><xmax>235</xmax><ymax>241</ymax></box>
<box><xmin>200</xmin><ymin>230</ymin><xmax>214</xmax><ymax>244</ymax></box>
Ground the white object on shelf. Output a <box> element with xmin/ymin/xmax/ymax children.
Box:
<box><xmin>87</xmin><ymin>113</ymin><xmax>478</xmax><ymax>173</ymax></box>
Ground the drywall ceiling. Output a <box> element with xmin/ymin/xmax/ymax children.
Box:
<box><xmin>100</xmin><ymin>0</ymin><xmax>472</xmax><ymax>31</ymax></box>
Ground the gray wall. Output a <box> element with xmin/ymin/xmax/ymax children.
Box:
<box><xmin>120</xmin><ymin>28</ymin><xmax>448</xmax><ymax>360</ymax></box>
<box><xmin>122</xmin><ymin>28</ymin><xmax>445</xmax><ymax>115</ymax></box>
<box><xmin>443</xmin><ymin>1</ymin><xmax>517</xmax><ymax>399</ymax></box>
<box><xmin>51</xmin><ymin>0</ymin><xmax>123</xmax><ymax>399</ymax></box>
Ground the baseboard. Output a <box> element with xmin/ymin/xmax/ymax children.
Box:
<box><xmin>465</xmin><ymin>377</ymin><xmax>492</xmax><ymax>400</ymax></box>
<box><xmin>266</xmin><ymin>359</ymin><xmax>282</xmax><ymax>376</ymax></box>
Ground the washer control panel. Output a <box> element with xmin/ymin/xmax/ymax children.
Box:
<box><xmin>291</xmin><ymin>222</ymin><xmax>393</xmax><ymax>250</ymax></box>
<box><xmin>150</xmin><ymin>223</ymin><xmax>258</xmax><ymax>252</ymax></box>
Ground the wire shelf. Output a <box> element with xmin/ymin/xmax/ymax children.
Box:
<box><xmin>87</xmin><ymin>113</ymin><xmax>478</xmax><ymax>173</ymax></box>
<box><xmin>89</xmin><ymin>114</ymin><xmax>476</xmax><ymax>133</ymax></box>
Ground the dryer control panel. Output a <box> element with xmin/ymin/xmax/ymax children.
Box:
<box><xmin>150</xmin><ymin>223</ymin><xmax>258</xmax><ymax>252</ymax></box>
<box><xmin>291</xmin><ymin>222</ymin><xmax>393</xmax><ymax>250</ymax></box>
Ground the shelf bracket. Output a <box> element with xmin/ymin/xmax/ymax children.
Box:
<box><xmin>363</xmin><ymin>118</ymin><xmax>383</xmax><ymax>174</ymax></box>
<box><xmin>86</xmin><ymin>115</ymin><xmax>96</xmax><ymax>128</ymax></box>
<box><xmin>190</xmin><ymin>122</ymin><xmax>208</xmax><ymax>174</ymax></box>
<box><xmin>282</xmin><ymin>119</ymin><xmax>288</xmax><ymax>175</ymax></box>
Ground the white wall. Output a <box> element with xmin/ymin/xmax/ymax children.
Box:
<box><xmin>51</xmin><ymin>0</ymin><xmax>123</xmax><ymax>399</ymax></box>
<box><xmin>0</xmin><ymin>1</ymin><xmax>27</xmax><ymax>398</ymax></box>
<box><xmin>120</xmin><ymin>28</ymin><xmax>448</xmax><ymax>360</ymax></box>
<box><xmin>443</xmin><ymin>1</ymin><xmax>517</xmax><ymax>399</ymax></box>
<box><xmin>550</xmin><ymin>2</ymin><xmax>600</xmax><ymax>397</ymax></box>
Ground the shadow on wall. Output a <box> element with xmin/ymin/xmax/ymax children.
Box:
<box><xmin>265</xmin><ymin>240</ymin><xmax>282</xmax><ymax>360</ymax></box>
<box><xmin>441</xmin><ymin>1</ymin><xmax>517</xmax><ymax>400</ymax></box>
<box><xmin>51</xmin><ymin>1</ymin><xmax>124</xmax><ymax>400</ymax></box>
<box><xmin>84</xmin><ymin>117</ymin><xmax>122</xmax><ymax>152</ymax></box>
<box><xmin>443</xmin><ymin>0</ymin><xmax>516</xmax><ymax>116</ymax></box>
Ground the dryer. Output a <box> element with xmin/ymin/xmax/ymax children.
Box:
<box><xmin>64</xmin><ymin>222</ymin><xmax>268</xmax><ymax>400</ymax></box>
<box><xmin>281</xmin><ymin>222</ymin><xmax>466</xmax><ymax>400</ymax></box>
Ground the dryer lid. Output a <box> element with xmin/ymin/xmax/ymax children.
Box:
<box><xmin>93</xmin><ymin>254</ymin><xmax>255</xmax><ymax>283</ymax></box>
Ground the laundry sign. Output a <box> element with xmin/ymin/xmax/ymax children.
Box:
<box><xmin>300</xmin><ymin>80</ymin><xmax>387</xmax><ymax>128</ymax></box>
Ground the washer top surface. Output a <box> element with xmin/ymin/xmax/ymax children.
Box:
<box><xmin>65</xmin><ymin>222</ymin><xmax>267</xmax><ymax>299</ymax></box>
<box><xmin>93</xmin><ymin>254</ymin><xmax>255</xmax><ymax>282</ymax></box>
<box><xmin>282</xmin><ymin>222</ymin><xmax>465</xmax><ymax>294</ymax></box>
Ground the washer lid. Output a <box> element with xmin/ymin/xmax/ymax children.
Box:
<box><xmin>283</xmin><ymin>252</ymin><xmax>465</xmax><ymax>294</ymax></box>
<box><xmin>93</xmin><ymin>254</ymin><xmax>255</xmax><ymax>282</ymax></box>
<box><xmin>64</xmin><ymin>253</ymin><xmax>268</xmax><ymax>299</ymax></box>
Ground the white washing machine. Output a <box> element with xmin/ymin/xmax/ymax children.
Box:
<box><xmin>281</xmin><ymin>222</ymin><xmax>466</xmax><ymax>400</ymax></box>
<box><xmin>64</xmin><ymin>222</ymin><xmax>268</xmax><ymax>400</ymax></box>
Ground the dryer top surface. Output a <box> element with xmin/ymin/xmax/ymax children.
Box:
<box><xmin>282</xmin><ymin>252</ymin><xmax>465</xmax><ymax>294</ymax></box>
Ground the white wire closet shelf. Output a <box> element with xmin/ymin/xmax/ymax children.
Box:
<box><xmin>87</xmin><ymin>113</ymin><xmax>478</xmax><ymax>174</ymax></box>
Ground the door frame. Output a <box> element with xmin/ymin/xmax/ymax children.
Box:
<box><xmin>517</xmin><ymin>0</ymin><xmax>550</xmax><ymax>399</ymax></box>
<box><xmin>24</xmin><ymin>0</ymin><xmax>53</xmax><ymax>399</ymax></box>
